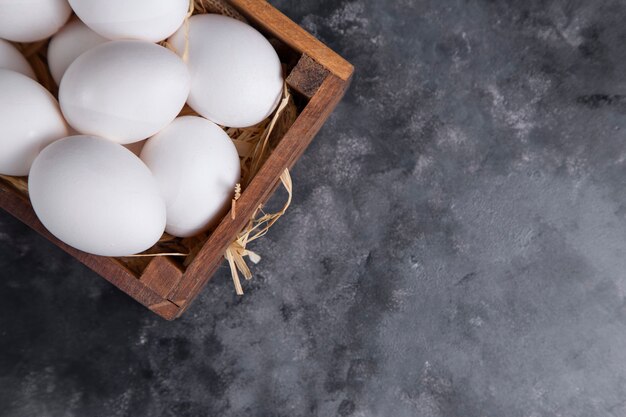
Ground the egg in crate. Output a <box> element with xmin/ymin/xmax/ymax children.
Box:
<box><xmin>0</xmin><ymin>39</ymin><xmax>35</xmax><ymax>80</ymax></box>
<box><xmin>140</xmin><ymin>116</ymin><xmax>241</xmax><ymax>238</ymax></box>
<box><xmin>47</xmin><ymin>18</ymin><xmax>108</xmax><ymax>85</ymax></box>
<box><xmin>68</xmin><ymin>0</ymin><xmax>188</xmax><ymax>42</ymax></box>
<box><xmin>0</xmin><ymin>0</ymin><xmax>72</xmax><ymax>42</ymax></box>
<box><xmin>0</xmin><ymin>69</ymin><xmax>68</xmax><ymax>176</ymax></box>
<box><xmin>29</xmin><ymin>136</ymin><xmax>166</xmax><ymax>257</ymax></box>
<box><xmin>59</xmin><ymin>40</ymin><xmax>190</xmax><ymax>144</ymax></box>
<box><xmin>169</xmin><ymin>14</ymin><xmax>283</xmax><ymax>128</ymax></box>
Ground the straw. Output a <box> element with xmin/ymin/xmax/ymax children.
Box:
<box><xmin>225</xmin><ymin>169</ymin><xmax>292</xmax><ymax>295</ymax></box>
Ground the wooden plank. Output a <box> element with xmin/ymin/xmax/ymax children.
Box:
<box><xmin>168</xmin><ymin>73</ymin><xmax>352</xmax><ymax>313</ymax></box>
<box><xmin>149</xmin><ymin>301</ymin><xmax>182</xmax><ymax>319</ymax></box>
<box><xmin>139</xmin><ymin>257</ymin><xmax>184</xmax><ymax>299</ymax></box>
<box><xmin>0</xmin><ymin>183</ymin><xmax>180</xmax><ymax>320</ymax></box>
<box><xmin>227</xmin><ymin>0</ymin><xmax>354</xmax><ymax>81</ymax></box>
<box><xmin>286</xmin><ymin>54</ymin><xmax>331</xmax><ymax>99</ymax></box>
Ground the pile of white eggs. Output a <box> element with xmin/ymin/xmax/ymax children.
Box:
<box><xmin>0</xmin><ymin>0</ymin><xmax>284</xmax><ymax>257</ymax></box>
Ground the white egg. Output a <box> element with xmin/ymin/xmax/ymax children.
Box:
<box><xmin>68</xmin><ymin>0</ymin><xmax>188</xmax><ymax>42</ymax></box>
<box><xmin>59</xmin><ymin>40</ymin><xmax>190</xmax><ymax>144</ymax></box>
<box><xmin>47</xmin><ymin>18</ymin><xmax>107</xmax><ymax>85</ymax></box>
<box><xmin>29</xmin><ymin>135</ymin><xmax>166</xmax><ymax>257</ymax></box>
<box><xmin>169</xmin><ymin>14</ymin><xmax>283</xmax><ymax>128</ymax></box>
<box><xmin>0</xmin><ymin>39</ymin><xmax>35</xmax><ymax>80</ymax></box>
<box><xmin>0</xmin><ymin>69</ymin><xmax>68</xmax><ymax>176</ymax></box>
<box><xmin>140</xmin><ymin>116</ymin><xmax>241</xmax><ymax>238</ymax></box>
<box><xmin>0</xmin><ymin>0</ymin><xmax>72</xmax><ymax>42</ymax></box>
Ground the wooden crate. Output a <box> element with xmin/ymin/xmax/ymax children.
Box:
<box><xmin>0</xmin><ymin>0</ymin><xmax>353</xmax><ymax>320</ymax></box>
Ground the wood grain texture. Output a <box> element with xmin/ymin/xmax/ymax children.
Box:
<box><xmin>139</xmin><ymin>257</ymin><xmax>184</xmax><ymax>299</ymax></box>
<box><xmin>0</xmin><ymin>0</ymin><xmax>354</xmax><ymax>320</ymax></box>
<box><xmin>286</xmin><ymin>54</ymin><xmax>331</xmax><ymax>99</ymax></box>
<box><xmin>167</xmin><ymin>73</ymin><xmax>352</xmax><ymax>316</ymax></box>
<box><xmin>227</xmin><ymin>0</ymin><xmax>354</xmax><ymax>81</ymax></box>
<box><xmin>0</xmin><ymin>182</ymin><xmax>181</xmax><ymax>318</ymax></box>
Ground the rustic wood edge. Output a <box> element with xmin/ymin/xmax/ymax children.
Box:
<box><xmin>0</xmin><ymin>185</ymin><xmax>182</xmax><ymax>320</ymax></box>
<box><xmin>286</xmin><ymin>54</ymin><xmax>331</xmax><ymax>99</ymax></box>
<box><xmin>167</xmin><ymin>72</ymin><xmax>353</xmax><ymax>317</ymax></box>
<box><xmin>227</xmin><ymin>0</ymin><xmax>355</xmax><ymax>81</ymax></box>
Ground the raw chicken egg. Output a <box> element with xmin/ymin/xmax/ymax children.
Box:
<box><xmin>169</xmin><ymin>14</ymin><xmax>283</xmax><ymax>127</ymax></box>
<box><xmin>59</xmin><ymin>40</ymin><xmax>190</xmax><ymax>144</ymax></box>
<box><xmin>140</xmin><ymin>116</ymin><xmax>241</xmax><ymax>237</ymax></box>
<box><xmin>47</xmin><ymin>18</ymin><xmax>107</xmax><ymax>85</ymax></box>
<box><xmin>29</xmin><ymin>135</ymin><xmax>166</xmax><ymax>257</ymax></box>
<box><xmin>68</xmin><ymin>0</ymin><xmax>189</xmax><ymax>42</ymax></box>
<box><xmin>0</xmin><ymin>69</ymin><xmax>68</xmax><ymax>176</ymax></box>
<box><xmin>0</xmin><ymin>0</ymin><xmax>72</xmax><ymax>42</ymax></box>
<box><xmin>0</xmin><ymin>39</ymin><xmax>35</xmax><ymax>80</ymax></box>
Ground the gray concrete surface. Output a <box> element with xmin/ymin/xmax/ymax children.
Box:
<box><xmin>2</xmin><ymin>0</ymin><xmax>626</xmax><ymax>415</ymax></box>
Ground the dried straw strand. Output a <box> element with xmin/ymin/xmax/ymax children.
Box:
<box><xmin>231</xmin><ymin>183</ymin><xmax>242</xmax><ymax>219</ymax></box>
<box><xmin>246</xmin><ymin>84</ymin><xmax>292</xmax><ymax>185</ymax></box>
<box><xmin>226</xmin><ymin>169</ymin><xmax>293</xmax><ymax>295</ymax></box>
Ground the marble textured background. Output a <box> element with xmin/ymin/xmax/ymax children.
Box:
<box><xmin>2</xmin><ymin>0</ymin><xmax>626</xmax><ymax>416</ymax></box>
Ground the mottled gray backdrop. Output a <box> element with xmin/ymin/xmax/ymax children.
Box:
<box><xmin>2</xmin><ymin>0</ymin><xmax>626</xmax><ymax>416</ymax></box>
